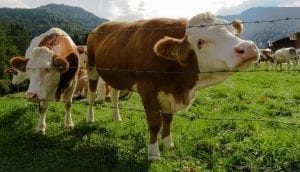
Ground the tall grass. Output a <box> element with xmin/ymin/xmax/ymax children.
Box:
<box><xmin>0</xmin><ymin>67</ymin><xmax>299</xmax><ymax>171</ymax></box>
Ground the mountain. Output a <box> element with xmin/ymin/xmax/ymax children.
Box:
<box><xmin>37</xmin><ymin>4</ymin><xmax>107</xmax><ymax>30</ymax></box>
<box><xmin>0</xmin><ymin>4</ymin><xmax>108</xmax><ymax>43</ymax></box>
<box><xmin>219</xmin><ymin>7</ymin><xmax>300</xmax><ymax>48</ymax></box>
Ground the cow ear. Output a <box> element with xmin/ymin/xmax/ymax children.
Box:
<box><xmin>77</xmin><ymin>46</ymin><xmax>85</xmax><ymax>54</ymax></box>
<box><xmin>10</xmin><ymin>57</ymin><xmax>29</xmax><ymax>72</ymax></box>
<box><xmin>154</xmin><ymin>36</ymin><xmax>191</xmax><ymax>65</ymax></box>
<box><xmin>53</xmin><ymin>56</ymin><xmax>69</xmax><ymax>73</ymax></box>
<box><xmin>231</xmin><ymin>19</ymin><xmax>243</xmax><ymax>37</ymax></box>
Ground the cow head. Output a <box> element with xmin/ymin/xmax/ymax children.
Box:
<box><xmin>77</xmin><ymin>45</ymin><xmax>87</xmax><ymax>69</ymax></box>
<box><xmin>17</xmin><ymin>47</ymin><xmax>69</xmax><ymax>101</ymax></box>
<box><xmin>9</xmin><ymin>56</ymin><xmax>28</xmax><ymax>85</ymax></box>
<box><xmin>154</xmin><ymin>12</ymin><xmax>258</xmax><ymax>72</ymax></box>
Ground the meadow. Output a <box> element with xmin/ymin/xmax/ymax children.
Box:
<box><xmin>0</xmin><ymin>66</ymin><xmax>299</xmax><ymax>171</ymax></box>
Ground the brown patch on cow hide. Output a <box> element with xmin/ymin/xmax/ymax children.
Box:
<box><xmin>10</xmin><ymin>56</ymin><xmax>28</xmax><ymax>72</ymax></box>
<box><xmin>55</xmin><ymin>53</ymin><xmax>78</xmax><ymax>100</ymax></box>
<box><xmin>39</xmin><ymin>33</ymin><xmax>60</xmax><ymax>48</ymax></box>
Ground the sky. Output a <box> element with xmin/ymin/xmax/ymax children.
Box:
<box><xmin>0</xmin><ymin>0</ymin><xmax>300</xmax><ymax>21</ymax></box>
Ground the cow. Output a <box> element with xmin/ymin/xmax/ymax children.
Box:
<box><xmin>7</xmin><ymin>30</ymin><xmax>86</xmax><ymax>85</ymax></box>
<box><xmin>274</xmin><ymin>47</ymin><xmax>298</xmax><ymax>71</ymax></box>
<box><xmin>254</xmin><ymin>48</ymin><xmax>274</xmax><ymax>70</ymax></box>
<box><xmin>86</xmin><ymin>12</ymin><xmax>258</xmax><ymax>161</ymax></box>
<box><xmin>74</xmin><ymin>45</ymin><xmax>131</xmax><ymax>100</ymax></box>
<box><xmin>10</xmin><ymin>28</ymin><xmax>79</xmax><ymax>134</ymax></box>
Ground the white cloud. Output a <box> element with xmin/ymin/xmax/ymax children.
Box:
<box><xmin>0</xmin><ymin>0</ymin><xmax>300</xmax><ymax>20</ymax></box>
<box><xmin>217</xmin><ymin>0</ymin><xmax>300</xmax><ymax>15</ymax></box>
<box><xmin>0</xmin><ymin>0</ymin><xmax>29</xmax><ymax>8</ymax></box>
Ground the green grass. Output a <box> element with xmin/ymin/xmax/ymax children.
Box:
<box><xmin>0</xmin><ymin>67</ymin><xmax>299</xmax><ymax>171</ymax></box>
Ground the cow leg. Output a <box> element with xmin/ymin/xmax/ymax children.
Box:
<box><xmin>287</xmin><ymin>61</ymin><xmax>291</xmax><ymax>71</ymax></box>
<box><xmin>110</xmin><ymin>88</ymin><xmax>121</xmax><ymax>121</ymax></box>
<box><xmin>146</xmin><ymin>110</ymin><xmax>161</xmax><ymax>161</ymax></box>
<box><xmin>36</xmin><ymin>100</ymin><xmax>48</xmax><ymax>134</ymax></box>
<box><xmin>87</xmin><ymin>79</ymin><xmax>98</xmax><ymax>123</ymax></box>
<box><xmin>161</xmin><ymin>113</ymin><xmax>174</xmax><ymax>149</ymax></box>
<box><xmin>139</xmin><ymin>86</ymin><xmax>162</xmax><ymax>161</ymax></box>
<box><xmin>96</xmin><ymin>77</ymin><xmax>107</xmax><ymax>101</ymax></box>
<box><xmin>63</xmin><ymin>102</ymin><xmax>74</xmax><ymax>129</ymax></box>
<box><xmin>61</xmin><ymin>84</ymin><xmax>76</xmax><ymax>129</ymax></box>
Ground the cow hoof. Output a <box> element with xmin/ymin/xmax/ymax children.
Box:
<box><xmin>112</xmin><ymin>116</ymin><xmax>122</xmax><ymax>121</ymax></box>
<box><xmin>162</xmin><ymin>136</ymin><xmax>174</xmax><ymax>149</ymax></box>
<box><xmin>35</xmin><ymin>129</ymin><xmax>46</xmax><ymax>135</ymax></box>
<box><xmin>65</xmin><ymin>124</ymin><xmax>74</xmax><ymax>130</ymax></box>
<box><xmin>148</xmin><ymin>142</ymin><xmax>160</xmax><ymax>161</ymax></box>
<box><xmin>148</xmin><ymin>154</ymin><xmax>161</xmax><ymax>161</ymax></box>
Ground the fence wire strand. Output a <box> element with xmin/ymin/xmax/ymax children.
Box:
<box><xmin>0</xmin><ymin>17</ymin><xmax>300</xmax><ymax>39</ymax></box>
<box><xmin>1</xmin><ymin>95</ymin><xmax>299</xmax><ymax>126</ymax></box>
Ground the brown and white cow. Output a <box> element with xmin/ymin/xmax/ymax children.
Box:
<box><xmin>254</xmin><ymin>48</ymin><xmax>274</xmax><ymax>70</ymax></box>
<box><xmin>274</xmin><ymin>47</ymin><xmax>298</xmax><ymax>71</ymax></box>
<box><xmin>10</xmin><ymin>28</ymin><xmax>79</xmax><ymax>133</ymax></box>
<box><xmin>86</xmin><ymin>12</ymin><xmax>258</xmax><ymax>160</ymax></box>
<box><xmin>7</xmin><ymin>33</ymin><xmax>85</xmax><ymax>86</ymax></box>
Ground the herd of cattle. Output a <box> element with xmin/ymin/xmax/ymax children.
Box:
<box><xmin>254</xmin><ymin>47</ymin><xmax>299</xmax><ymax>71</ymax></box>
<box><xmin>3</xmin><ymin>12</ymin><xmax>298</xmax><ymax>160</ymax></box>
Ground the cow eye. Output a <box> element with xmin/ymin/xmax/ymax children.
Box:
<box><xmin>45</xmin><ymin>68</ymin><xmax>51</xmax><ymax>72</ymax></box>
<box><xmin>13</xmin><ymin>71</ymin><xmax>18</xmax><ymax>75</ymax></box>
<box><xmin>197</xmin><ymin>39</ymin><xmax>204</xmax><ymax>49</ymax></box>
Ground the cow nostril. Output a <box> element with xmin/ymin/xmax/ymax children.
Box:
<box><xmin>235</xmin><ymin>48</ymin><xmax>245</xmax><ymax>54</ymax></box>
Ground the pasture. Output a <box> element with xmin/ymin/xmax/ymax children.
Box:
<box><xmin>0</xmin><ymin>66</ymin><xmax>299</xmax><ymax>171</ymax></box>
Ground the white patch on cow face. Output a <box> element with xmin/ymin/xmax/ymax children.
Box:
<box><xmin>26</xmin><ymin>47</ymin><xmax>61</xmax><ymax>100</ymax></box>
<box><xmin>186</xmin><ymin>13</ymin><xmax>248</xmax><ymax>72</ymax></box>
<box><xmin>11</xmin><ymin>68</ymin><xmax>27</xmax><ymax>85</ymax></box>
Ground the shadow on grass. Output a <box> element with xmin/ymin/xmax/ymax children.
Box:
<box><xmin>0</xmin><ymin>120</ymin><xmax>151</xmax><ymax>172</ymax></box>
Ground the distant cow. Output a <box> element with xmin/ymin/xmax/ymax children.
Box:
<box><xmin>74</xmin><ymin>45</ymin><xmax>131</xmax><ymax>100</ymax></box>
<box><xmin>274</xmin><ymin>47</ymin><xmax>298</xmax><ymax>71</ymax></box>
<box><xmin>86</xmin><ymin>12</ymin><xmax>258</xmax><ymax>160</ymax></box>
<box><xmin>254</xmin><ymin>48</ymin><xmax>274</xmax><ymax>70</ymax></box>
<box><xmin>10</xmin><ymin>28</ymin><xmax>79</xmax><ymax>133</ymax></box>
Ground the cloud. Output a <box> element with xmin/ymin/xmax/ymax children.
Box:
<box><xmin>216</xmin><ymin>0</ymin><xmax>300</xmax><ymax>15</ymax></box>
<box><xmin>0</xmin><ymin>0</ymin><xmax>30</xmax><ymax>8</ymax></box>
<box><xmin>1</xmin><ymin>0</ymin><xmax>300</xmax><ymax>21</ymax></box>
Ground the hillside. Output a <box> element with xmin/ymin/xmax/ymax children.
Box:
<box><xmin>37</xmin><ymin>4</ymin><xmax>107</xmax><ymax>29</ymax></box>
<box><xmin>219</xmin><ymin>7</ymin><xmax>300</xmax><ymax>48</ymax></box>
<box><xmin>0</xmin><ymin>4</ymin><xmax>107</xmax><ymax>40</ymax></box>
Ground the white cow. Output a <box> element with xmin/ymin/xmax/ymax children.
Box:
<box><xmin>274</xmin><ymin>47</ymin><xmax>298</xmax><ymax>71</ymax></box>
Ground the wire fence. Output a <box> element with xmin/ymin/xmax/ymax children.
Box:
<box><xmin>0</xmin><ymin>16</ymin><xmax>299</xmax><ymax>39</ymax></box>
<box><xmin>1</xmin><ymin>95</ymin><xmax>299</xmax><ymax>127</ymax></box>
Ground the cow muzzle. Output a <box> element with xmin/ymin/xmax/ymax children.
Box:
<box><xmin>234</xmin><ymin>41</ymin><xmax>258</xmax><ymax>68</ymax></box>
<box><xmin>25</xmin><ymin>92</ymin><xmax>39</xmax><ymax>102</ymax></box>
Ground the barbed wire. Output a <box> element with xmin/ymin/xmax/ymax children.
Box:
<box><xmin>1</xmin><ymin>95</ymin><xmax>299</xmax><ymax>126</ymax></box>
<box><xmin>2</xmin><ymin>65</ymin><xmax>300</xmax><ymax>75</ymax></box>
<box><xmin>0</xmin><ymin>17</ymin><xmax>300</xmax><ymax>39</ymax></box>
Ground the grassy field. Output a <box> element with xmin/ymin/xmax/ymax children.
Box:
<box><xmin>0</xmin><ymin>67</ymin><xmax>299</xmax><ymax>171</ymax></box>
